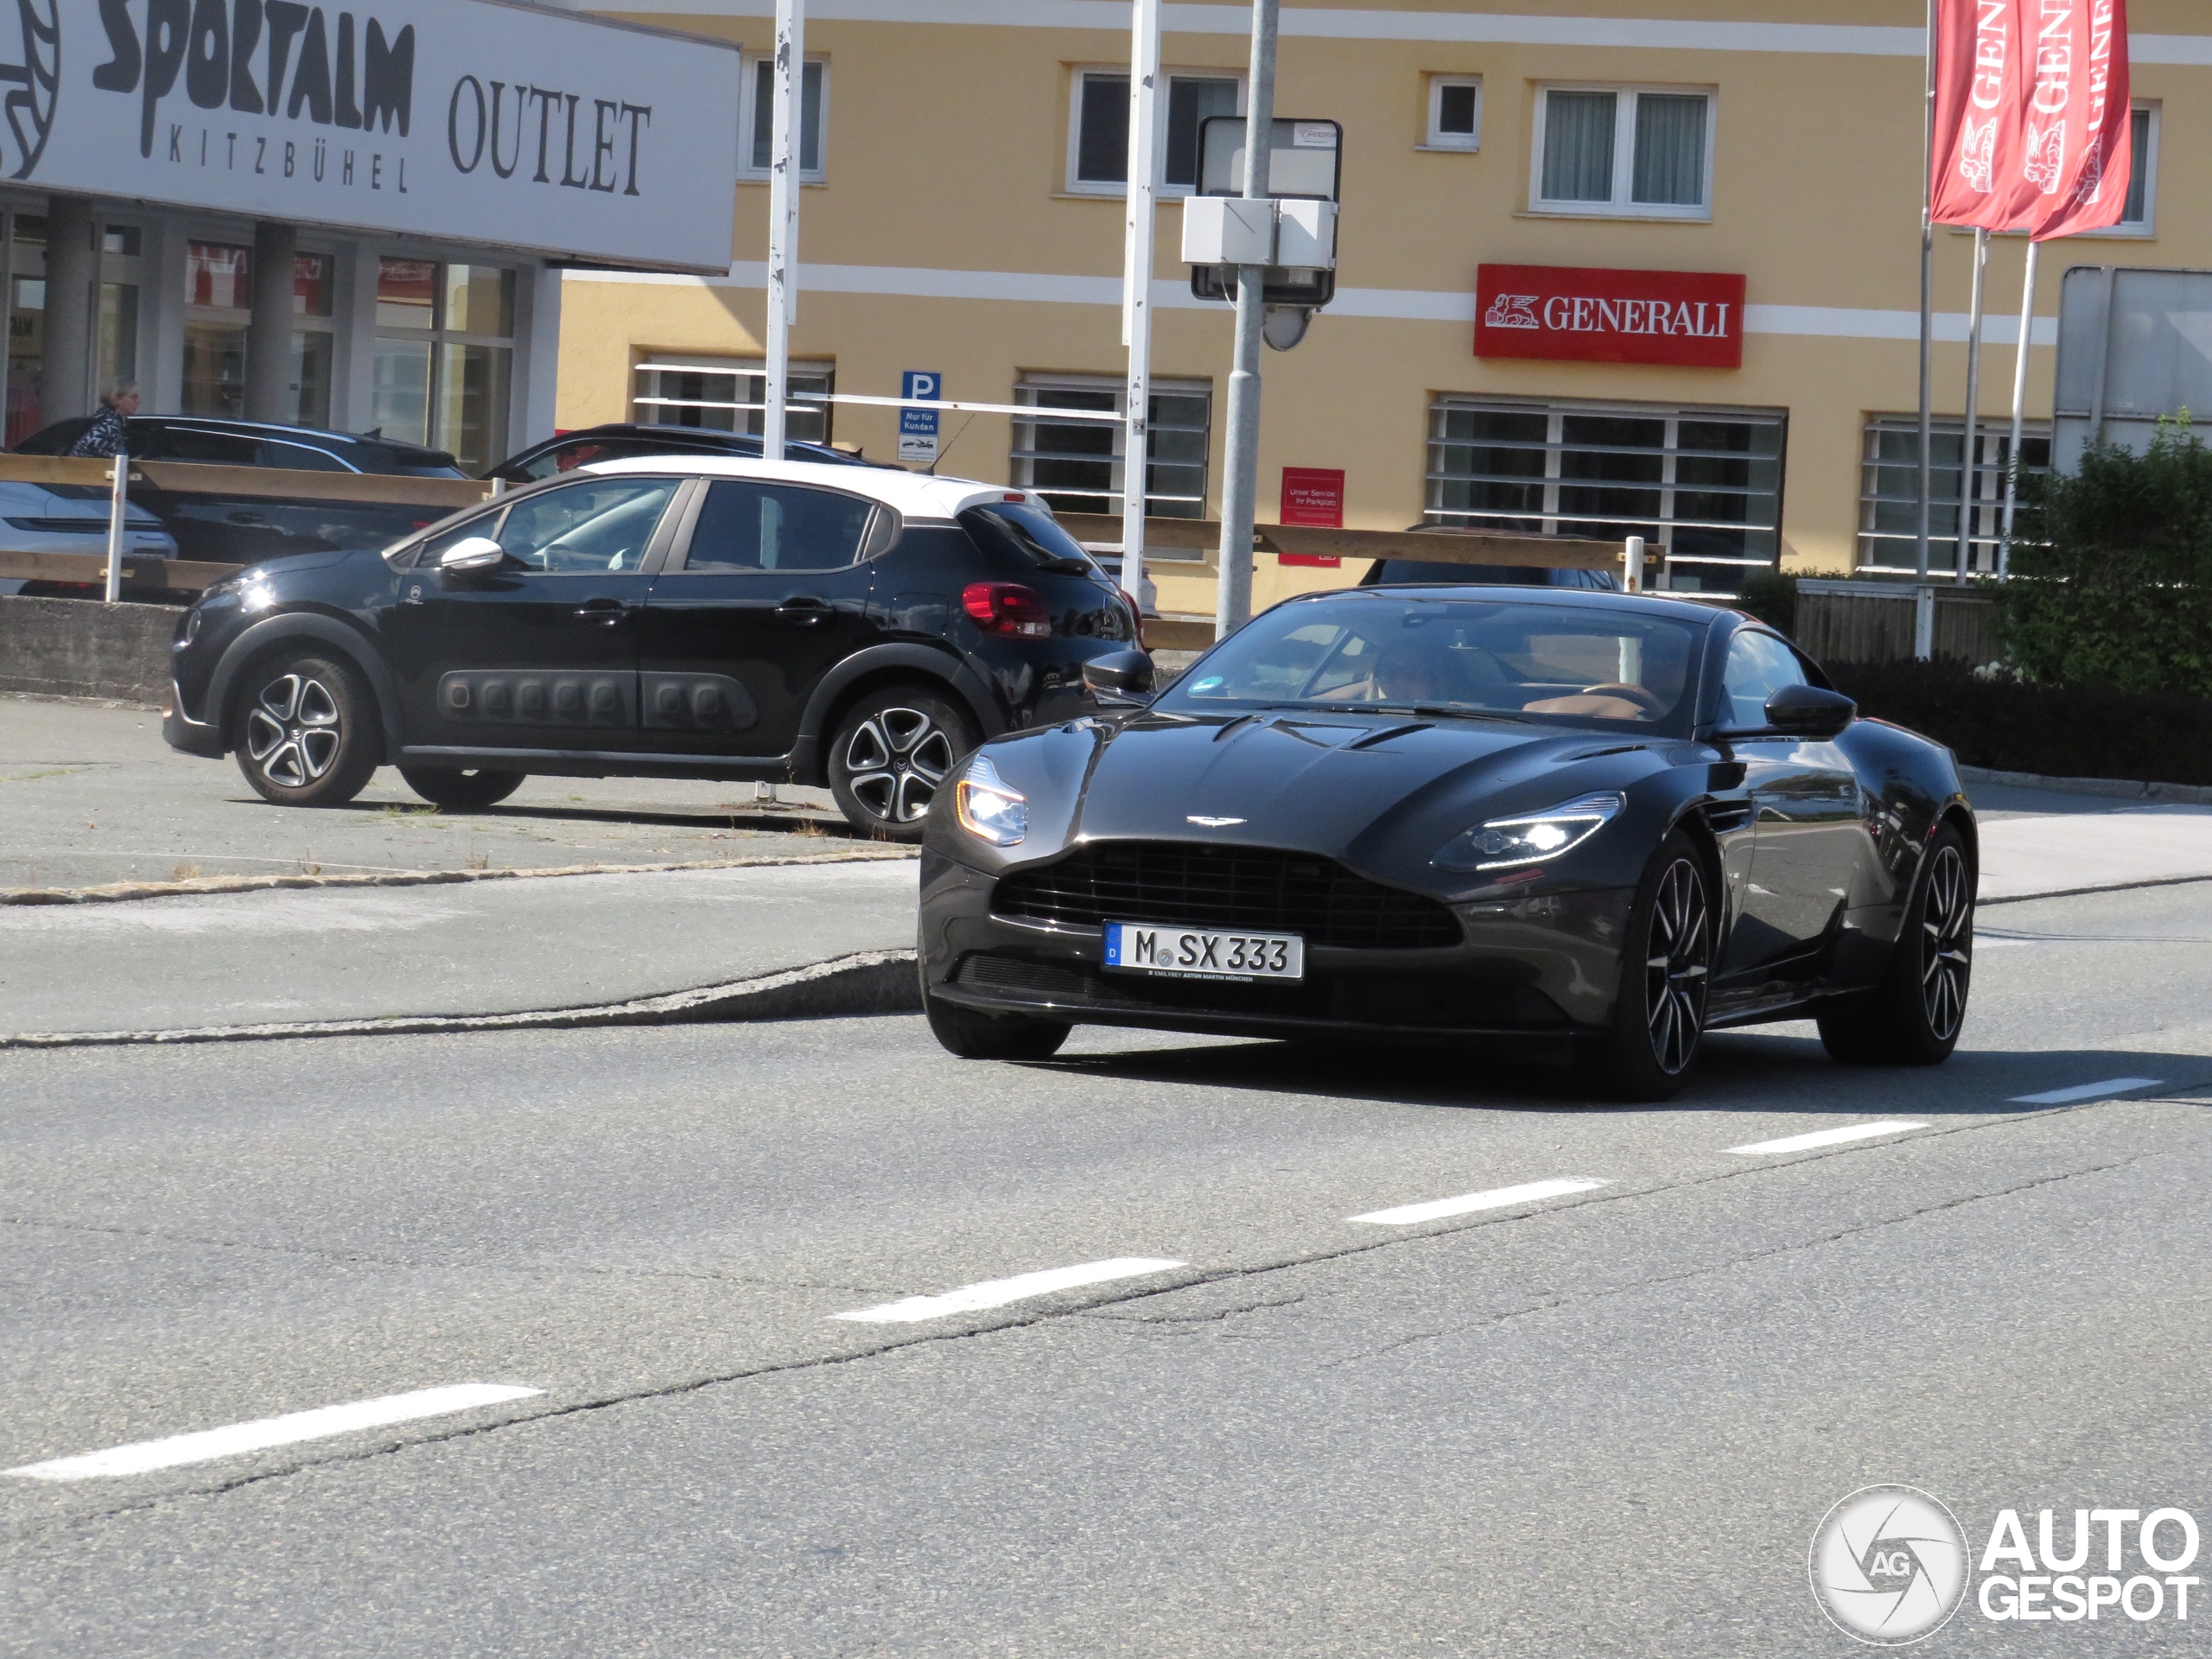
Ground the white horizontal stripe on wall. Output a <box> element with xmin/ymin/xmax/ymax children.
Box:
<box><xmin>564</xmin><ymin>264</ymin><xmax>2058</xmax><ymax>344</ymax></box>
<box><xmin>556</xmin><ymin>1</ymin><xmax>2205</xmax><ymax>63</ymax></box>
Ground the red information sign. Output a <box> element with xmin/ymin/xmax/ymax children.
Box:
<box><xmin>1276</xmin><ymin>467</ymin><xmax>1344</xmax><ymax>566</ymax></box>
<box><xmin>1476</xmin><ymin>264</ymin><xmax>1747</xmax><ymax>369</ymax></box>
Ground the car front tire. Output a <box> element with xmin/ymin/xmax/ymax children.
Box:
<box><xmin>232</xmin><ymin>653</ymin><xmax>381</xmax><ymax>808</ymax></box>
<box><xmin>1817</xmin><ymin>823</ymin><xmax>1974</xmax><ymax>1066</ymax></box>
<box><xmin>1585</xmin><ymin>830</ymin><xmax>1714</xmax><ymax>1103</ymax></box>
<box><xmin>920</xmin><ymin>962</ymin><xmax>1070</xmax><ymax>1061</ymax></box>
<box><xmin>398</xmin><ymin>766</ymin><xmax>526</xmax><ymax>810</ymax></box>
<box><xmin>829</xmin><ymin>684</ymin><xmax>976</xmax><ymax>842</ymax></box>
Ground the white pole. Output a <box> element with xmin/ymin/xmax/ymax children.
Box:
<box><xmin>1624</xmin><ymin>534</ymin><xmax>1644</xmax><ymax>594</ymax></box>
<box><xmin>1213</xmin><ymin>0</ymin><xmax>1279</xmax><ymax>640</ymax></box>
<box><xmin>1120</xmin><ymin>0</ymin><xmax>1160</xmax><ymax>620</ymax></box>
<box><xmin>1998</xmin><ymin>238</ymin><xmax>2042</xmax><ymax>577</ymax></box>
<box><xmin>762</xmin><ymin>0</ymin><xmax>805</xmax><ymax>463</ymax></box>
<box><xmin>1957</xmin><ymin>226</ymin><xmax>1990</xmax><ymax>582</ymax></box>
<box><xmin>103</xmin><ymin>449</ymin><xmax>127</xmax><ymax>604</ymax></box>
<box><xmin>1913</xmin><ymin>0</ymin><xmax>1936</xmax><ymax>659</ymax></box>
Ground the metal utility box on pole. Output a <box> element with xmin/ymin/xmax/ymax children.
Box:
<box><xmin>1120</xmin><ymin>0</ymin><xmax>1161</xmax><ymax>618</ymax></box>
<box><xmin>1211</xmin><ymin>0</ymin><xmax>1279</xmax><ymax>641</ymax></box>
<box><xmin>762</xmin><ymin>0</ymin><xmax>806</xmax><ymax>462</ymax></box>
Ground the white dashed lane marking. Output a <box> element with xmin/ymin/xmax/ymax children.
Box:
<box><xmin>2010</xmin><ymin>1077</ymin><xmax>2165</xmax><ymax>1105</ymax></box>
<box><xmin>1350</xmin><ymin>1178</ymin><xmax>1611</xmax><ymax>1227</ymax></box>
<box><xmin>4</xmin><ymin>1385</ymin><xmax>544</xmax><ymax>1481</ymax></box>
<box><xmin>830</xmin><ymin>1258</ymin><xmax>1187</xmax><ymax>1324</ymax></box>
<box><xmin>1725</xmin><ymin>1121</ymin><xmax>1929</xmax><ymax>1157</ymax></box>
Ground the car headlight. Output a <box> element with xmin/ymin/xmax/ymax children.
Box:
<box><xmin>1432</xmin><ymin>791</ymin><xmax>1624</xmax><ymax>872</ymax></box>
<box><xmin>954</xmin><ymin>753</ymin><xmax>1027</xmax><ymax>846</ymax></box>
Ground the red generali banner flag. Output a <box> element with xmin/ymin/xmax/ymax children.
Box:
<box><xmin>2023</xmin><ymin>0</ymin><xmax>2133</xmax><ymax>240</ymax></box>
<box><xmin>1930</xmin><ymin>0</ymin><xmax>2132</xmax><ymax>238</ymax></box>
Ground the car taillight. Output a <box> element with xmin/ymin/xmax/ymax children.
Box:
<box><xmin>963</xmin><ymin>582</ymin><xmax>1052</xmax><ymax>639</ymax></box>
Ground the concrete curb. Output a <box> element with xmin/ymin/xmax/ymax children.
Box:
<box><xmin>1961</xmin><ymin>764</ymin><xmax>2212</xmax><ymax>807</ymax></box>
<box><xmin>0</xmin><ymin>949</ymin><xmax>924</xmax><ymax>1051</ymax></box>
<box><xmin>1</xmin><ymin>846</ymin><xmax>918</xmax><ymax>906</ymax></box>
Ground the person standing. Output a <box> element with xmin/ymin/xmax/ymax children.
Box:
<box><xmin>67</xmin><ymin>381</ymin><xmax>140</xmax><ymax>458</ymax></box>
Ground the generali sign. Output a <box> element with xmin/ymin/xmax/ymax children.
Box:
<box><xmin>0</xmin><ymin>0</ymin><xmax>739</xmax><ymax>272</ymax></box>
<box><xmin>1476</xmin><ymin>264</ymin><xmax>1748</xmax><ymax>369</ymax></box>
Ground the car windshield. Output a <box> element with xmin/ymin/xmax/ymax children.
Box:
<box><xmin>1160</xmin><ymin>594</ymin><xmax>1706</xmax><ymax>728</ymax></box>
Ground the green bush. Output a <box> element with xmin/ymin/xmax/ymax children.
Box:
<box><xmin>1828</xmin><ymin>662</ymin><xmax>2212</xmax><ymax>786</ymax></box>
<box><xmin>2005</xmin><ymin>424</ymin><xmax>2212</xmax><ymax>696</ymax></box>
<box><xmin>1732</xmin><ymin>568</ymin><xmax>1798</xmax><ymax>636</ymax></box>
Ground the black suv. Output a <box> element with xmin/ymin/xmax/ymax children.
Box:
<box><xmin>162</xmin><ymin>458</ymin><xmax>1145</xmax><ymax>840</ymax></box>
<box><xmin>17</xmin><ymin>415</ymin><xmax>467</xmax><ymax>567</ymax></box>
<box><xmin>487</xmin><ymin>423</ymin><xmax>867</xmax><ymax>483</ymax></box>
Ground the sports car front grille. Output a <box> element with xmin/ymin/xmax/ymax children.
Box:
<box><xmin>989</xmin><ymin>842</ymin><xmax>1462</xmax><ymax>950</ymax></box>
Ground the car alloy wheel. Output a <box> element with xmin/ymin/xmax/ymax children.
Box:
<box><xmin>1918</xmin><ymin>842</ymin><xmax>1972</xmax><ymax>1040</ymax></box>
<box><xmin>1644</xmin><ymin>855</ymin><xmax>1711</xmax><ymax>1076</ymax></box>
<box><xmin>842</xmin><ymin>705</ymin><xmax>955</xmax><ymax>825</ymax></box>
<box><xmin>245</xmin><ymin>672</ymin><xmax>344</xmax><ymax>788</ymax></box>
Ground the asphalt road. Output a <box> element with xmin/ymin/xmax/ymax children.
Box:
<box><xmin>4</xmin><ymin>881</ymin><xmax>2210</xmax><ymax>1655</ymax></box>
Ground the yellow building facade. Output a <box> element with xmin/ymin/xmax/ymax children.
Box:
<box><xmin>554</xmin><ymin>0</ymin><xmax>2212</xmax><ymax>618</ymax></box>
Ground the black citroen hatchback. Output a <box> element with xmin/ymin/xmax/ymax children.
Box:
<box><xmin>162</xmin><ymin>458</ymin><xmax>1145</xmax><ymax>840</ymax></box>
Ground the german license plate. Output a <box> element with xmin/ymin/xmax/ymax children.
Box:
<box><xmin>1102</xmin><ymin>922</ymin><xmax>1305</xmax><ymax>981</ymax></box>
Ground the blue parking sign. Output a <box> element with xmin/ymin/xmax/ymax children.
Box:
<box><xmin>899</xmin><ymin>371</ymin><xmax>940</xmax><ymax>462</ymax></box>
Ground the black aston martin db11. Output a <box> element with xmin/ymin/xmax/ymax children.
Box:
<box><xmin>916</xmin><ymin>586</ymin><xmax>1976</xmax><ymax>1099</ymax></box>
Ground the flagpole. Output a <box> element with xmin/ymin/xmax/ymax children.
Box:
<box><xmin>1958</xmin><ymin>226</ymin><xmax>1990</xmax><ymax>580</ymax></box>
<box><xmin>1914</xmin><ymin>0</ymin><xmax>1937</xmax><ymax>658</ymax></box>
<box><xmin>1998</xmin><ymin>238</ymin><xmax>2041</xmax><ymax>576</ymax></box>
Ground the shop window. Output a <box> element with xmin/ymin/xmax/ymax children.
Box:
<box><xmin>1011</xmin><ymin>373</ymin><xmax>1211</xmax><ymax>546</ymax></box>
<box><xmin>1858</xmin><ymin>416</ymin><xmax>2050</xmax><ymax>575</ymax></box>
<box><xmin>1068</xmin><ymin>68</ymin><xmax>1243</xmax><ymax>196</ymax></box>
<box><xmin>372</xmin><ymin>257</ymin><xmax>514</xmax><ymax>471</ymax></box>
<box><xmin>182</xmin><ymin>241</ymin><xmax>251</xmax><ymax>418</ymax></box>
<box><xmin>290</xmin><ymin>252</ymin><xmax>336</xmax><ymax>429</ymax></box>
<box><xmin>632</xmin><ymin>358</ymin><xmax>836</xmax><ymax>446</ymax></box>
<box><xmin>5</xmin><ymin>213</ymin><xmax>43</xmax><ymax>448</ymax></box>
<box><xmin>2117</xmin><ymin>104</ymin><xmax>2158</xmax><ymax>233</ymax></box>
<box><xmin>740</xmin><ymin>56</ymin><xmax>827</xmax><ymax>181</ymax></box>
<box><xmin>1424</xmin><ymin>76</ymin><xmax>1482</xmax><ymax>151</ymax></box>
<box><xmin>1532</xmin><ymin>86</ymin><xmax>1713</xmax><ymax>219</ymax></box>
<box><xmin>1427</xmin><ymin>396</ymin><xmax>1784</xmax><ymax>592</ymax></box>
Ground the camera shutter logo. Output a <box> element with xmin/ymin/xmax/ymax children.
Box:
<box><xmin>1809</xmin><ymin>1485</ymin><xmax>1971</xmax><ymax>1645</ymax></box>
<box><xmin>0</xmin><ymin>0</ymin><xmax>59</xmax><ymax>181</ymax></box>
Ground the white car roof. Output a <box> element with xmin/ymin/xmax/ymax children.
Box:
<box><xmin>579</xmin><ymin>454</ymin><xmax>1052</xmax><ymax>522</ymax></box>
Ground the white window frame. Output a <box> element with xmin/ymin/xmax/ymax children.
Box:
<box><xmin>2108</xmin><ymin>100</ymin><xmax>2159</xmax><ymax>237</ymax></box>
<box><xmin>1421</xmin><ymin>74</ymin><xmax>1483</xmax><ymax>152</ymax></box>
<box><xmin>1857</xmin><ymin>414</ymin><xmax>2050</xmax><ymax>575</ymax></box>
<box><xmin>1529</xmin><ymin>84</ymin><xmax>1716</xmax><ymax>221</ymax></box>
<box><xmin>633</xmin><ymin>357</ymin><xmax>836</xmax><ymax>445</ymax></box>
<box><xmin>1065</xmin><ymin>65</ymin><xmax>1247</xmax><ymax>199</ymax></box>
<box><xmin>737</xmin><ymin>54</ymin><xmax>829</xmax><ymax>183</ymax></box>
<box><xmin>1012</xmin><ymin>372</ymin><xmax>1212</xmax><ymax>548</ymax></box>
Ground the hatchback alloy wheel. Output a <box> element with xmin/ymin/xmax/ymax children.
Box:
<box><xmin>1918</xmin><ymin>842</ymin><xmax>1972</xmax><ymax>1040</ymax></box>
<box><xmin>245</xmin><ymin>672</ymin><xmax>344</xmax><ymax>789</ymax></box>
<box><xmin>1644</xmin><ymin>855</ymin><xmax>1711</xmax><ymax>1076</ymax></box>
<box><xmin>842</xmin><ymin>705</ymin><xmax>956</xmax><ymax>825</ymax></box>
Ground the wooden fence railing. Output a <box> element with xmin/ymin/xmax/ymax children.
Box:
<box><xmin>1795</xmin><ymin>580</ymin><xmax>2003</xmax><ymax>666</ymax></box>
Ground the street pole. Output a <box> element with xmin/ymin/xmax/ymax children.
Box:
<box><xmin>102</xmin><ymin>449</ymin><xmax>126</xmax><ymax>604</ymax></box>
<box><xmin>762</xmin><ymin>0</ymin><xmax>805</xmax><ymax>462</ymax></box>
<box><xmin>1120</xmin><ymin>0</ymin><xmax>1160</xmax><ymax>620</ymax></box>
<box><xmin>1958</xmin><ymin>226</ymin><xmax>1989</xmax><ymax>581</ymax></box>
<box><xmin>1213</xmin><ymin>0</ymin><xmax>1277</xmax><ymax>641</ymax></box>
<box><xmin>1998</xmin><ymin>238</ymin><xmax>2041</xmax><ymax>577</ymax></box>
<box><xmin>1914</xmin><ymin>0</ymin><xmax>1936</xmax><ymax>659</ymax></box>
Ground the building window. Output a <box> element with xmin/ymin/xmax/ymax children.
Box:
<box><xmin>739</xmin><ymin>55</ymin><xmax>827</xmax><ymax>181</ymax></box>
<box><xmin>1427</xmin><ymin>397</ymin><xmax>1784</xmax><ymax>592</ymax></box>
<box><xmin>632</xmin><ymin>358</ymin><xmax>836</xmax><ymax>446</ymax></box>
<box><xmin>1858</xmin><ymin>416</ymin><xmax>2050</xmax><ymax>575</ymax></box>
<box><xmin>289</xmin><ymin>252</ymin><xmax>336</xmax><ymax>429</ymax></box>
<box><xmin>1532</xmin><ymin>86</ymin><xmax>1713</xmax><ymax>219</ymax></box>
<box><xmin>1012</xmin><ymin>374</ymin><xmax>1211</xmax><ymax>546</ymax></box>
<box><xmin>1067</xmin><ymin>67</ymin><xmax>1243</xmax><ymax>196</ymax></box>
<box><xmin>4</xmin><ymin>212</ymin><xmax>43</xmax><ymax>448</ymax></box>
<box><xmin>1424</xmin><ymin>75</ymin><xmax>1482</xmax><ymax>150</ymax></box>
<box><xmin>2116</xmin><ymin>103</ymin><xmax>2158</xmax><ymax>233</ymax></box>
<box><xmin>182</xmin><ymin>240</ymin><xmax>251</xmax><ymax>418</ymax></box>
<box><xmin>372</xmin><ymin>257</ymin><xmax>514</xmax><ymax>473</ymax></box>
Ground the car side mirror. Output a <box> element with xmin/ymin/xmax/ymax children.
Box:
<box><xmin>1764</xmin><ymin>683</ymin><xmax>1856</xmax><ymax>738</ymax></box>
<box><xmin>1083</xmin><ymin>649</ymin><xmax>1155</xmax><ymax>705</ymax></box>
<box><xmin>438</xmin><ymin>536</ymin><xmax>505</xmax><ymax>574</ymax></box>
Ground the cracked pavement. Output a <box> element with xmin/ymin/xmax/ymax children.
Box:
<box><xmin>3</xmin><ymin>880</ymin><xmax>2212</xmax><ymax>1653</ymax></box>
